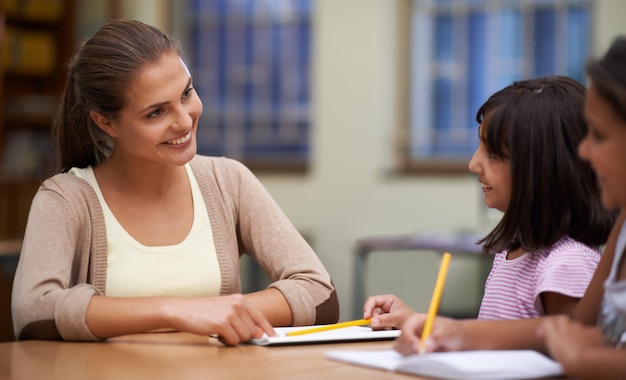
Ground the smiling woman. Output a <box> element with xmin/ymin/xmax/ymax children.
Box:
<box><xmin>11</xmin><ymin>19</ymin><xmax>339</xmax><ymax>344</ymax></box>
<box><xmin>90</xmin><ymin>51</ymin><xmax>201</xmax><ymax>177</ymax></box>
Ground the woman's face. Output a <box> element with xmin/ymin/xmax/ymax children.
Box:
<box><xmin>579</xmin><ymin>83</ymin><xmax>626</xmax><ymax>209</ymax></box>
<box><xmin>468</xmin><ymin>120</ymin><xmax>512</xmax><ymax>213</ymax></box>
<box><xmin>105</xmin><ymin>51</ymin><xmax>203</xmax><ymax>167</ymax></box>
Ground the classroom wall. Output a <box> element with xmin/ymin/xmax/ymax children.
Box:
<box><xmin>91</xmin><ymin>0</ymin><xmax>626</xmax><ymax>321</ymax></box>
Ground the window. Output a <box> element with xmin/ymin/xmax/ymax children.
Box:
<box><xmin>179</xmin><ymin>0</ymin><xmax>312</xmax><ymax>171</ymax></box>
<box><xmin>405</xmin><ymin>0</ymin><xmax>592</xmax><ymax>173</ymax></box>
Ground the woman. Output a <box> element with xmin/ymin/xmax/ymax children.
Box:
<box><xmin>11</xmin><ymin>20</ymin><xmax>339</xmax><ymax>345</ymax></box>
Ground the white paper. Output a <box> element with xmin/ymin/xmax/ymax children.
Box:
<box><xmin>325</xmin><ymin>349</ymin><xmax>563</xmax><ymax>380</ymax></box>
<box><xmin>248</xmin><ymin>326</ymin><xmax>401</xmax><ymax>346</ymax></box>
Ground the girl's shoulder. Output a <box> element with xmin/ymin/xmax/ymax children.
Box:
<box><xmin>538</xmin><ymin>236</ymin><xmax>602</xmax><ymax>265</ymax></box>
<box><xmin>549</xmin><ymin>236</ymin><xmax>601</xmax><ymax>254</ymax></box>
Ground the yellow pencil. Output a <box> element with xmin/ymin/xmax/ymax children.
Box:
<box><xmin>285</xmin><ymin>318</ymin><xmax>371</xmax><ymax>337</ymax></box>
<box><xmin>419</xmin><ymin>252</ymin><xmax>451</xmax><ymax>354</ymax></box>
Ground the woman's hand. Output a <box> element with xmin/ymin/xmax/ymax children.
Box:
<box><xmin>394</xmin><ymin>313</ymin><xmax>466</xmax><ymax>355</ymax></box>
<box><xmin>363</xmin><ymin>294</ymin><xmax>416</xmax><ymax>330</ymax></box>
<box><xmin>168</xmin><ymin>294</ymin><xmax>276</xmax><ymax>346</ymax></box>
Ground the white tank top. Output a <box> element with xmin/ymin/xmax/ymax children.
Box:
<box><xmin>69</xmin><ymin>164</ymin><xmax>221</xmax><ymax>297</ymax></box>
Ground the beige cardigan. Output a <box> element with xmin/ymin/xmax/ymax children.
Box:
<box><xmin>12</xmin><ymin>156</ymin><xmax>338</xmax><ymax>341</ymax></box>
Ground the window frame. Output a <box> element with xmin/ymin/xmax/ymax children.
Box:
<box><xmin>399</xmin><ymin>0</ymin><xmax>593</xmax><ymax>175</ymax></box>
<box><xmin>171</xmin><ymin>0</ymin><xmax>313</xmax><ymax>173</ymax></box>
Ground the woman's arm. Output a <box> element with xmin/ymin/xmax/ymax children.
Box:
<box><xmin>12</xmin><ymin>180</ymin><xmax>101</xmax><ymax>341</ymax></box>
<box><xmin>245</xmin><ymin>288</ymin><xmax>293</xmax><ymax>326</ymax></box>
<box><xmin>229</xmin><ymin>158</ymin><xmax>339</xmax><ymax>325</ymax></box>
<box><xmin>86</xmin><ymin>293</ymin><xmax>275</xmax><ymax>345</ymax></box>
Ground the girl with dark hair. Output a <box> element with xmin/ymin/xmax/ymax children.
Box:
<box><xmin>11</xmin><ymin>20</ymin><xmax>339</xmax><ymax>344</ymax></box>
<box><xmin>392</xmin><ymin>36</ymin><xmax>626</xmax><ymax>379</ymax></box>
<box><xmin>470</xmin><ymin>75</ymin><xmax>615</xmax><ymax>320</ymax></box>
<box><xmin>362</xmin><ymin>76</ymin><xmax>615</xmax><ymax>328</ymax></box>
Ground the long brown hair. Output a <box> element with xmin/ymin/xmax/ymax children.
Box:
<box><xmin>53</xmin><ymin>19</ymin><xmax>181</xmax><ymax>172</ymax></box>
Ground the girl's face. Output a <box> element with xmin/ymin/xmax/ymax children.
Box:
<box><xmin>104</xmin><ymin>51</ymin><xmax>203</xmax><ymax>167</ymax></box>
<box><xmin>579</xmin><ymin>83</ymin><xmax>626</xmax><ymax>209</ymax></box>
<box><xmin>468</xmin><ymin>121</ymin><xmax>512</xmax><ymax>212</ymax></box>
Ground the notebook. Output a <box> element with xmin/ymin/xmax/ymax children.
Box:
<box><xmin>247</xmin><ymin>326</ymin><xmax>401</xmax><ymax>346</ymax></box>
<box><xmin>325</xmin><ymin>349</ymin><xmax>563</xmax><ymax>380</ymax></box>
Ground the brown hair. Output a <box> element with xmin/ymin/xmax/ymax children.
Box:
<box><xmin>53</xmin><ymin>19</ymin><xmax>182</xmax><ymax>172</ymax></box>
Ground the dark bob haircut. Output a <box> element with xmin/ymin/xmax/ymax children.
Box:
<box><xmin>475</xmin><ymin>76</ymin><xmax>615</xmax><ymax>255</ymax></box>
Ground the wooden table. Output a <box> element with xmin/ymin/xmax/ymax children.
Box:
<box><xmin>0</xmin><ymin>332</ymin><xmax>570</xmax><ymax>379</ymax></box>
<box><xmin>0</xmin><ymin>332</ymin><xmax>420</xmax><ymax>380</ymax></box>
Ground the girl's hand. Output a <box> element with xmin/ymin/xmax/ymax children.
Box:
<box><xmin>169</xmin><ymin>294</ymin><xmax>276</xmax><ymax>346</ymax></box>
<box><xmin>363</xmin><ymin>294</ymin><xmax>416</xmax><ymax>330</ymax></box>
<box><xmin>394</xmin><ymin>313</ymin><xmax>465</xmax><ymax>355</ymax></box>
<box><xmin>538</xmin><ymin>315</ymin><xmax>604</xmax><ymax>371</ymax></box>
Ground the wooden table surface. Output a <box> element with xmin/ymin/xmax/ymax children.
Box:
<box><xmin>0</xmin><ymin>332</ymin><xmax>422</xmax><ymax>380</ymax></box>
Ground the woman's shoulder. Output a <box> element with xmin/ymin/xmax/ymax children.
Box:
<box><xmin>190</xmin><ymin>155</ymin><xmax>253</xmax><ymax>179</ymax></box>
<box><xmin>191</xmin><ymin>155</ymin><xmax>247</xmax><ymax>169</ymax></box>
<box><xmin>37</xmin><ymin>172</ymin><xmax>98</xmax><ymax>204</ymax></box>
<box><xmin>41</xmin><ymin>172</ymin><xmax>92</xmax><ymax>192</ymax></box>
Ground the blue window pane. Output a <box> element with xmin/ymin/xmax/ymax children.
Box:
<box><xmin>496</xmin><ymin>8</ymin><xmax>521</xmax><ymax>60</ymax></box>
<box><xmin>534</xmin><ymin>9</ymin><xmax>556</xmax><ymax>77</ymax></box>
<box><xmin>409</xmin><ymin>0</ymin><xmax>591</xmax><ymax>164</ymax></box>
<box><xmin>189</xmin><ymin>0</ymin><xmax>311</xmax><ymax>165</ymax></box>
<box><xmin>435</xmin><ymin>14</ymin><xmax>454</xmax><ymax>61</ymax></box>
<box><xmin>434</xmin><ymin>78</ymin><xmax>452</xmax><ymax>133</ymax></box>
<box><xmin>297</xmin><ymin>9</ymin><xmax>310</xmax><ymax>106</ymax></box>
<box><xmin>567</xmin><ymin>6</ymin><xmax>590</xmax><ymax>82</ymax></box>
<box><xmin>269</xmin><ymin>9</ymin><xmax>281</xmax><ymax>126</ymax></box>
<box><xmin>191</xmin><ymin>0</ymin><xmax>220</xmax><ymax>13</ymax></box>
<box><xmin>467</xmin><ymin>11</ymin><xmax>486</xmax><ymax>147</ymax></box>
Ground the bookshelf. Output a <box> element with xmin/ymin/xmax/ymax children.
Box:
<box><xmin>0</xmin><ymin>0</ymin><xmax>76</xmax><ymax>240</ymax></box>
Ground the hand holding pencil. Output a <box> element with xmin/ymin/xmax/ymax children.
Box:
<box><xmin>394</xmin><ymin>252</ymin><xmax>452</xmax><ymax>355</ymax></box>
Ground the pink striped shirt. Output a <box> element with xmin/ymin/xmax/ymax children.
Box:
<box><xmin>477</xmin><ymin>236</ymin><xmax>600</xmax><ymax>320</ymax></box>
